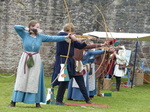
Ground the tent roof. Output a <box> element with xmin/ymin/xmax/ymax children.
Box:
<box><xmin>83</xmin><ymin>31</ymin><xmax>150</xmax><ymax>41</ymax></box>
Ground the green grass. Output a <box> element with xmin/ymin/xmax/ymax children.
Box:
<box><xmin>0</xmin><ymin>74</ymin><xmax>150</xmax><ymax>112</ymax></box>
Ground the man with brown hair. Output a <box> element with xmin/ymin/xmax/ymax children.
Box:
<box><xmin>51</xmin><ymin>23</ymin><xmax>92</xmax><ymax>105</ymax></box>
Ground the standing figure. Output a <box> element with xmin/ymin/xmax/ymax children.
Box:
<box><xmin>9</xmin><ymin>20</ymin><xmax>71</xmax><ymax>108</ymax></box>
<box><xmin>95</xmin><ymin>40</ymin><xmax>116</xmax><ymax>96</ymax></box>
<box><xmin>94</xmin><ymin>53</ymin><xmax>107</xmax><ymax>96</ymax></box>
<box><xmin>51</xmin><ymin>23</ymin><xmax>92</xmax><ymax>105</ymax></box>
<box><xmin>67</xmin><ymin>42</ymin><xmax>104</xmax><ymax>101</ymax></box>
<box><xmin>112</xmin><ymin>41</ymin><xmax>126</xmax><ymax>91</ymax></box>
<box><xmin>82</xmin><ymin>49</ymin><xmax>105</xmax><ymax>99</ymax></box>
<box><xmin>105</xmin><ymin>39</ymin><xmax>117</xmax><ymax>78</ymax></box>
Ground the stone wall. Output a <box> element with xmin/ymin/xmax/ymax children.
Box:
<box><xmin>0</xmin><ymin>0</ymin><xmax>149</xmax><ymax>75</ymax></box>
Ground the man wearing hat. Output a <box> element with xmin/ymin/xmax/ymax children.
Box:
<box><xmin>112</xmin><ymin>41</ymin><xmax>126</xmax><ymax>91</ymax></box>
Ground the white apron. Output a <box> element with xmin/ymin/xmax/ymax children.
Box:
<box><xmin>14</xmin><ymin>52</ymin><xmax>41</xmax><ymax>93</ymax></box>
<box><xmin>88</xmin><ymin>63</ymin><xmax>96</xmax><ymax>91</ymax></box>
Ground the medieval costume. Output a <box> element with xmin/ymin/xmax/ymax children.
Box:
<box><xmin>67</xmin><ymin>49</ymin><xmax>104</xmax><ymax>100</ymax></box>
<box><xmin>51</xmin><ymin>32</ymin><xmax>92</xmax><ymax>105</ymax></box>
<box><xmin>67</xmin><ymin>44</ymin><xmax>102</xmax><ymax>101</ymax></box>
<box><xmin>83</xmin><ymin>50</ymin><xmax>105</xmax><ymax>98</ymax></box>
<box><xmin>11</xmin><ymin>25</ymin><xmax>67</xmax><ymax>105</ymax></box>
<box><xmin>113</xmin><ymin>41</ymin><xmax>126</xmax><ymax>91</ymax></box>
<box><xmin>94</xmin><ymin>53</ymin><xmax>107</xmax><ymax>96</ymax></box>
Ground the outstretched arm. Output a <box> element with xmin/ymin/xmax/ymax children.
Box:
<box><xmin>41</xmin><ymin>33</ymin><xmax>71</xmax><ymax>42</ymax></box>
<box><xmin>87</xmin><ymin>50</ymin><xmax>105</xmax><ymax>55</ymax></box>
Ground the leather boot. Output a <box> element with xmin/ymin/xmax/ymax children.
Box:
<box><xmin>86</xmin><ymin>100</ymin><xmax>92</xmax><ymax>104</ymax></box>
<box><xmin>113</xmin><ymin>77</ymin><xmax>121</xmax><ymax>91</ymax></box>
<box><xmin>113</xmin><ymin>88</ymin><xmax>118</xmax><ymax>91</ymax></box>
<box><xmin>36</xmin><ymin>103</ymin><xmax>41</xmax><ymax>108</ymax></box>
<box><xmin>116</xmin><ymin>78</ymin><xmax>121</xmax><ymax>91</ymax></box>
<box><xmin>9</xmin><ymin>101</ymin><xmax>16</xmax><ymax>107</ymax></box>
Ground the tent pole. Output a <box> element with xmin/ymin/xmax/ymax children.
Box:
<box><xmin>131</xmin><ymin>37</ymin><xmax>138</xmax><ymax>88</ymax></box>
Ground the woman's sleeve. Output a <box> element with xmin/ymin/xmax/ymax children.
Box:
<box><xmin>40</xmin><ymin>34</ymin><xmax>66</xmax><ymax>42</ymax></box>
<box><xmin>88</xmin><ymin>50</ymin><xmax>104</xmax><ymax>55</ymax></box>
<box><xmin>14</xmin><ymin>25</ymin><xmax>26</xmax><ymax>39</ymax></box>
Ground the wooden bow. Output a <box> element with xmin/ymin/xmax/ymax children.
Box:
<box><xmin>51</xmin><ymin>0</ymin><xmax>71</xmax><ymax>85</ymax></box>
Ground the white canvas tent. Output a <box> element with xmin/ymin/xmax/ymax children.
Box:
<box><xmin>83</xmin><ymin>31</ymin><xmax>150</xmax><ymax>41</ymax></box>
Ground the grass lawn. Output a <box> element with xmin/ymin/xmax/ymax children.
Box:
<box><xmin>0</xmin><ymin>74</ymin><xmax>150</xmax><ymax>112</ymax></box>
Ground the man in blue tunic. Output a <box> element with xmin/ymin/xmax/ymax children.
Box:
<box><xmin>51</xmin><ymin>23</ymin><xmax>92</xmax><ymax>105</ymax></box>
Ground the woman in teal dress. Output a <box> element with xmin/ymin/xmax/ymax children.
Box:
<box><xmin>9</xmin><ymin>20</ymin><xmax>71</xmax><ymax>108</ymax></box>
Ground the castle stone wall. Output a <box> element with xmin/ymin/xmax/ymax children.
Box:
<box><xmin>0</xmin><ymin>0</ymin><xmax>149</xmax><ymax>75</ymax></box>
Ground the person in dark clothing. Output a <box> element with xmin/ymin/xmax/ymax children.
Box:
<box><xmin>51</xmin><ymin>23</ymin><xmax>92</xmax><ymax>105</ymax></box>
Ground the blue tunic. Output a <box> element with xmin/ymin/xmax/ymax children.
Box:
<box><xmin>51</xmin><ymin>32</ymin><xmax>87</xmax><ymax>87</ymax></box>
<box><xmin>84</xmin><ymin>50</ymin><xmax>104</xmax><ymax>96</ymax></box>
<box><xmin>12</xmin><ymin>25</ymin><xmax>66</xmax><ymax>104</ymax></box>
<box><xmin>82</xmin><ymin>50</ymin><xmax>105</xmax><ymax>65</ymax></box>
<box><xmin>67</xmin><ymin>50</ymin><xmax>104</xmax><ymax>100</ymax></box>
